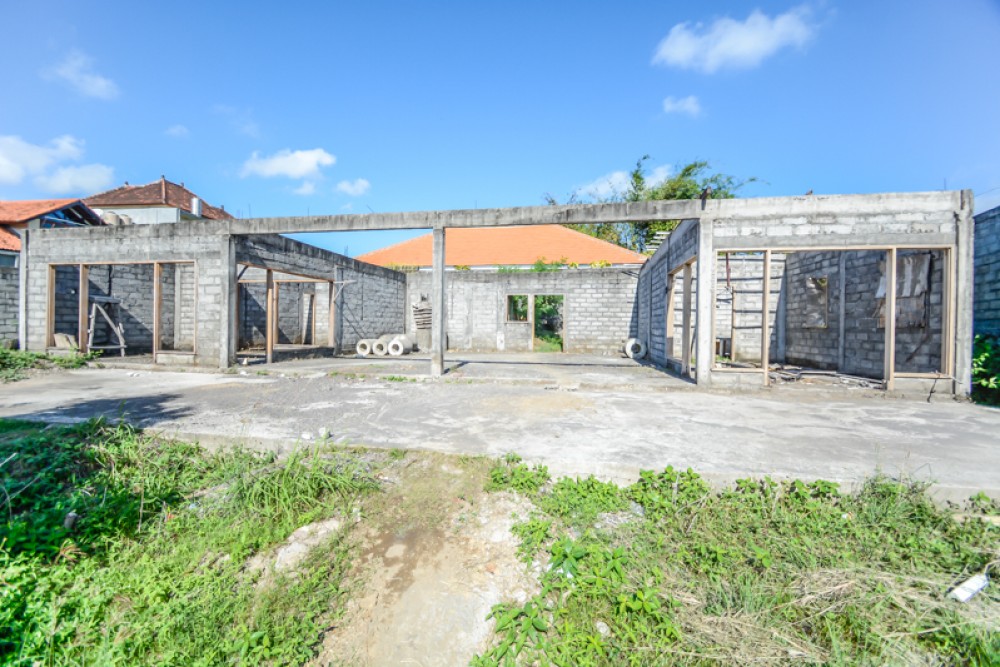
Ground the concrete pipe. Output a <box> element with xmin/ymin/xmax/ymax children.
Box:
<box><xmin>624</xmin><ymin>338</ymin><xmax>647</xmax><ymax>360</ymax></box>
<box><xmin>373</xmin><ymin>334</ymin><xmax>396</xmax><ymax>356</ymax></box>
<box><xmin>388</xmin><ymin>335</ymin><xmax>414</xmax><ymax>356</ymax></box>
<box><xmin>356</xmin><ymin>339</ymin><xmax>374</xmax><ymax>356</ymax></box>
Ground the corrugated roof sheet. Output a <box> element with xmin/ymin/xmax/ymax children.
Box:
<box><xmin>0</xmin><ymin>199</ymin><xmax>81</xmax><ymax>225</ymax></box>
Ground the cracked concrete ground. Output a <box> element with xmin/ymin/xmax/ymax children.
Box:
<box><xmin>1</xmin><ymin>353</ymin><xmax>998</xmax><ymax>502</ymax></box>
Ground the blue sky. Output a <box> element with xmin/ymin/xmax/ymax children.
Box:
<box><xmin>1</xmin><ymin>1</ymin><xmax>999</xmax><ymax>257</ymax></box>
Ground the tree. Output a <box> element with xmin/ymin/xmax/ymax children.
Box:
<box><xmin>551</xmin><ymin>156</ymin><xmax>756</xmax><ymax>253</ymax></box>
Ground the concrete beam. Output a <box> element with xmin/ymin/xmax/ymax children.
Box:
<box><xmin>431</xmin><ymin>228</ymin><xmax>446</xmax><ymax>376</ymax></box>
<box><xmin>230</xmin><ymin>200</ymin><xmax>705</xmax><ymax>235</ymax></box>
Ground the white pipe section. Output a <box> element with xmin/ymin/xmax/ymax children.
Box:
<box><xmin>356</xmin><ymin>339</ymin><xmax>374</xmax><ymax>356</ymax></box>
<box><xmin>388</xmin><ymin>335</ymin><xmax>414</xmax><ymax>356</ymax></box>
<box><xmin>624</xmin><ymin>338</ymin><xmax>647</xmax><ymax>360</ymax></box>
<box><xmin>373</xmin><ymin>334</ymin><xmax>396</xmax><ymax>356</ymax></box>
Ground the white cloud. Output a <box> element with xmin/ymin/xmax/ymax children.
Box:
<box><xmin>0</xmin><ymin>135</ymin><xmax>85</xmax><ymax>185</ymax></box>
<box><xmin>649</xmin><ymin>165</ymin><xmax>672</xmax><ymax>185</ymax></box>
<box><xmin>652</xmin><ymin>6</ymin><xmax>815</xmax><ymax>73</ymax></box>
<box><xmin>576</xmin><ymin>171</ymin><xmax>630</xmax><ymax>200</ymax></box>
<box><xmin>165</xmin><ymin>124</ymin><xmax>190</xmax><ymax>138</ymax></box>
<box><xmin>293</xmin><ymin>181</ymin><xmax>316</xmax><ymax>196</ymax></box>
<box><xmin>662</xmin><ymin>95</ymin><xmax>702</xmax><ymax>116</ymax></box>
<box><xmin>336</xmin><ymin>178</ymin><xmax>371</xmax><ymax>196</ymax></box>
<box><xmin>35</xmin><ymin>164</ymin><xmax>114</xmax><ymax>194</ymax></box>
<box><xmin>46</xmin><ymin>50</ymin><xmax>120</xmax><ymax>99</ymax></box>
<box><xmin>576</xmin><ymin>164</ymin><xmax>672</xmax><ymax>200</ymax></box>
<box><xmin>240</xmin><ymin>148</ymin><xmax>335</xmax><ymax>179</ymax></box>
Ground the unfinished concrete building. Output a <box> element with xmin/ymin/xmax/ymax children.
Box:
<box><xmin>19</xmin><ymin>190</ymin><xmax>976</xmax><ymax>396</ymax></box>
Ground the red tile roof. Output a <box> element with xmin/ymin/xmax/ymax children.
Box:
<box><xmin>85</xmin><ymin>177</ymin><xmax>233</xmax><ymax>220</ymax></box>
<box><xmin>0</xmin><ymin>199</ymin><xmax>81</xmax><ymax>225</ymax></box>
<box><xmin>0</xmin><ymin>226</ymin><xmax>21</xmax><ymax>252</ymax></box>
<box><xmin>357</xmin><ymin>225</ymin><xmax>647</xmax><ymax>268</ymax></box>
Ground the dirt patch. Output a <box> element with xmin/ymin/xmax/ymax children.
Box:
<box><xmin>317</xmin><ymin>453</ymin><xmax>538</xmax><ymax>666</ymax></box>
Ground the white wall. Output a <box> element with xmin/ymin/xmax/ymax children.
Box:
<box><xmin>91</xmin><ymin>206</ymin><xmax>181</xmax><ymax>225</ymax></box>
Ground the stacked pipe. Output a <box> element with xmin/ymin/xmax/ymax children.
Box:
<box><xmin>361</xmin><ymin>334</ymin><xmax>416</xmax><ymax>356</ymax></box>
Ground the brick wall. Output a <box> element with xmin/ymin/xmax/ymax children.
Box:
<box><xmin>975</xmin><ymin>206</ymin><xmax>1000</xmax><ymax>337</ymax></box>
<box><xmin>25</xmin><ymin>222</ymin><xmax>230</xmax><ymax>365</ymax></box>
<box><xmin>405</xmin><ymin>268</ymin><xmax>639</xmax><ymax>353</ymax></box>
<box><xmin>0</xmin><ymin>267</ymin><xmax>18</xmax><ymax>345</ymax></box>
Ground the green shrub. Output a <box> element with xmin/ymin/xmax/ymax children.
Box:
<box><xmin>973</xmin><ymin>334</ymin><xmax>1000</xmax><ymax>405</ymax></box>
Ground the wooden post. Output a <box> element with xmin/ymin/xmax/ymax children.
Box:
<box><xmin>681</xmin><ymin>262</ymin><xmax>693</xmax><ymax>377</ymax></box>
<box><xmin>431</xmin><ymin>227</ymin><xmax>446</xmax><ymax>376</ymax></box>
<box><xmin>45</xmin><ymin>264</ymin><xmax>56</xmax><ymax>348</ymax></box>
<box><xmin>665</xmin><ymin>274</ymin><xmax>676</xmax><ymax>359</ymax></box>
<box><xmin>942</xmin><ymin>248</ymin><xmax>955</xmax><ymax>377</ymax></box>
<box><xmin>265</xmin><ymin>269</ymin><xmax>275</xmax><ymax>364</ymax></box>
<box><xmin>883</xmin><ymin>248</ymin><xmax>897</xmax><ymax>391</ymax></box>
<box><xmin>152</xmin><ymin>263</ymin><xmax>162</xmax><ymax>358</ymax></box>
<box><xmin>77</xmin><ymin>265</ymin><xmax>89</xmax><ymax>353</ymax></box>
<box><xmin>327</xmin><ymin>280</ymin><xmax>335</xmax><ymax>349</ymax></box>
<box><xmin>761</xmin><ymin>250</ymin><xmax>771</xmax><ymax>386</ymax></box>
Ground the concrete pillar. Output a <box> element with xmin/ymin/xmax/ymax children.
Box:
<box><xmin>18</xmin><ymin>230</ymin><xmax>27</xmax><ymax>350</ymax></box>
<box><xmin>220</xmin><ymin>235</ymin><xmax>237</xmax><ymax>368</ymax></box>
<box><xmin>431</xmin><ymin>227</ymin><xmax>446</xmax><ymax>376</ymax></box>
<box><xmin>954</xmin><ymin>189</ymin><xmax>975</xmax><ymax>397</ymax></box>
<box><xmin>695</xmin><ymin>219</ymin><xmax>715</xmax><ymax>386</ymax></box>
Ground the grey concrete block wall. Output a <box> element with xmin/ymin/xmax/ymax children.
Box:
<box><xmin>0</xmin><ymin>267</ymin><xmax>19</xmax><ymax>345</ymax></box>
<box><xmin>235</xmin><ymin>235</ymin><xmax>406</xmax><ymax>352</ymax></box>
<box><xmin>974</xmin><ymin>206</ymin><xmax>1000</xmax><ymax>337</ymax></box>
<box><xmin>24</xmin><ymin>222</ymin><xmax>231</xmax><ymax>365</ymax></box>
<box><xmin>406</xmin><ymin>268</ymin><xmax>639</xmax><ymax>354</ymax></box>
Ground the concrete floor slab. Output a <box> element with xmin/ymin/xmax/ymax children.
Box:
<box><xmin>1</xmin><ymin>356</ymin><xmax>997</xmax><ymax>502</ymax></box>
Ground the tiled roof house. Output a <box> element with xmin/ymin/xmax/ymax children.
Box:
<box><xmin>85</xmin><ymin>176</ymin><xmax>233</xmax><ymax>224</ymax></box>
<box><xmin>357</xmin><ymin>225</ymin><xmax>647</xmax><ymax>269</ymax></box>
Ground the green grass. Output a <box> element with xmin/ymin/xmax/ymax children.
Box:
<box><xmin>0</xmin><ymin>419</ymin><xmax>379</xmax><ymax>666</ymax></box>
<box><xmin>0</xmin><ymin>349</ymin><xmax>98</xmax><ymax>382</ymax></box>
<box><xmin>477</xmin><ymin>458</ymin><xmax>1000</xmax><ymax>665</ymax></box>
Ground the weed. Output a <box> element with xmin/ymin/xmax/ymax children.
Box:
<box><xmin>383</xmin><ymin>375</ymin><xmax>416</xmax><ymax>382</ymax></box>
<box><xmin>388</xmin><ymin>448</ymin><xmax>407</xmax><ymax>461</ymax></box>
<box><xmin>0</xmin><ymin>419</ymin><xmax>379</xmax><ymax>665</ymax></box>
<box><xmin>477</xmin><ymin>459</ymin><xmax>1000</xmax><ymax>665</ymax></box>
<box><xmin>486</xmin><ymin>454</ymin><xmax>550</xmax><ymax>494</ymax></box>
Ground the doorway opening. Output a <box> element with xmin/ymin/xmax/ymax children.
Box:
<box><xmin>533</xmin><ymin>294</ymin><xmax>564</xmax><ymax>352</ymax></box>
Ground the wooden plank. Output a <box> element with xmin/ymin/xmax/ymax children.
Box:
<box><xmin>77</xmin><ymin>265</ymin><xmax>89</xmax><ymax>353</ymax></box>
<box><xmin>265</xmin><ymin>269</ymin><xmax>274</xmax><ymax>364</ymax></box>
<box><xmin>942</xmin><ymin>248</ymin><xmax>956</xmax><ymax>378</ymax></box>
<box><xmin>884</xmin><ymin>248</ymin><xmax>897</xmax><ymax>391</ymax></box>
<box><xmin>761</xmin><ymin>250</ymin><xmax>771</xmax><ymax>386</ymax></box>
<box><xmin>152</xmin><ymin>263</ymin><xmax>162</xmax><ymax>358</ymax></box>
<box><xmin>681</xmin><ymin>263</ymin><xmax>693</xmax><ymax>376</ymax></box>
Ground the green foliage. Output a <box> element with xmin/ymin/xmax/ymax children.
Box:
<box><xmin>539</xmin><ymin>476</ymin><xmax>627</xmax><ymax>524</ymax></box>
<box><xmin>972</xmin><ymin>334</ymin><xmax>1000</xmax><ymax>405</ymax></box>
<box><xmin>0</xmin><ymin>348</ymin><xmax>100</xmax><ymax>381</ymax></box>
<box><xmin>486</xmin><ymin>454</ymin><xmax>550</xmax><ymax>494</ymax></box>
<box><xmin>0</xmin><ymin>419</ymin><xmax>378</xmax><ymax>665</ymax></box>
<box><xmin>507</xmin><ymin>295</ymin><xmax>529</xmax><ymax>322</ymax></box>
<box><xmin>495</xmin><ymin>265</ymin><xmax>524</xmax><ymax>274</ymax></box>
<box><xmin>479</xmin><ymin>460</ymin><xmax>999</xmax><ymax>665</ymax></box>
<box><xmin>531</xmin><ymin>257</ymin><xmax>569</xmax><ymax>272</ymax></box>
<box><xmin>556</xmin><ymin>155</ymin><xmax>756</xmax><ymax>252</ymax></box>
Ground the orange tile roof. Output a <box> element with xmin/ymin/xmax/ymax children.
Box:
<box><xmin>357</xmin><ymin>225</ymin><xmax>647</xmax><ymax>268</ymax></box>
<box><xmin>0</xmin><ymin>226</ymin><xmax>21</xmax><ymax>252</ymax></box>
<box><xmin>0</xmin><ymin>199</ymin><xmax>81</xmax><ymax>225</ymax></box>
<box><xmin>86</xmin><ymin>177</ymin><xmax>233</xmax><ymax>220</ymax></box>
